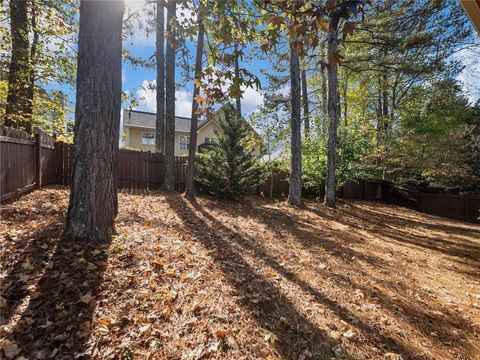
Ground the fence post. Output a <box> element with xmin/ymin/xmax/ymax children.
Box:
<box><xmin>146</xmin><ymin>151</ymin><xmax>150</xmax><ymax>191</ymax></box>
<box><xmin>139</xmin><ymin>150</ymin><xmax>144</xmax><ymax>189</ymax></box>
<box><xmin>35</xmin><ymin>130</ymin><xmax>41</xmax><ymax>189</ymax></box>
<box><xmin>464</xmin><ymin>194</ymin><xmax>470</xmax><ymax>222</ymax></box>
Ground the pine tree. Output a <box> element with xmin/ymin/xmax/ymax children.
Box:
<box><xmin>195</xmin><ymin>104</ymin><xmax>265</xmax><ymax>200</ymax></box>
<box><xmin>64</xmin><ymin>0</ymin><xmax>124</xmax><ymax>242</ymax></box>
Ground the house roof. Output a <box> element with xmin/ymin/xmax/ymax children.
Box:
<box><xmin>123</xmin><ymin>109</ymin><xmax>201</xmax><ymax>132</ymax></box>
<box><xmin>460</xmin><ymin>0</ymin><xmax>480</xmax><ymax>34</ymax></box>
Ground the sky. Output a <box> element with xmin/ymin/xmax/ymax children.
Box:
<box><xmin>122</xmin><ymin>0</ymin><xmax>268</xmax><ymax>119</ymax></box>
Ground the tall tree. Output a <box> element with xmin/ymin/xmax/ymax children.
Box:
<box><xmin>234</xmin><ymin>44</ymin><xmax>242</xmax><ymax>117</ymax></box>
<box><xmin>324</xmin><ymin>12</ymin><xmax>340</xmax><ymax>208</ymax></box>
<box><xmin>64</xmin><ymin>0</ymin><xmax>124</xmax><ymax>242</ymax></box>
<box><xmin>185</xmin><ymin>1</ymin><xmax>205</xmax><ymax>201</ymax></box>
<box><xmin>4</xmin><ymin>0</ymin><xmax>30</xmax><ymax>132</ymax></box>
<box><xmin>24</xmin><ymin>0</ymin><xmax>39</xmax><ymax>126</ymax></box>
<box><xmin>163</xmin><ymin>0</ymin><xmax>176</xmax><ymax>190</ymax></box>
<box><xmin>288</xmin><ymin>39</ymin><xmax>302</xmax><ymax>206</ymax></box>
<box><xmin>301</xmin><ymin>67</ymin><xmax>310</xmax><ymax>139</ymax></box>
<box><xmin>155</xmin><ymin>0</ymin><xmax>165</xmax><ymax>154</ymax></box>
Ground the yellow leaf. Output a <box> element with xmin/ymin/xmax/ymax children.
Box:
<box><xmin>268</xmin><ymin>270</ymin><xmax>277</xmax><ymax>278</ymax></box>
<box><xmin>261</xmin><ymin>329</ymin><xmax>278</xmax><ymax>344</ymax></box>
<box><xmin>150</xmin><ymin>256</ymin><xmax>164</xmax><ymax>268</ymax></box>
<box><xmin>22</xmin><ymin>257</ymin><xmax>35</xmax><ymax>271</ymax></box>
<box><xmin>96</xmin><ymin>325</ymin><xmax>109</xmax><ymax>335</ymax></box>
<box><xmin>165</xmin><ymin>269</ymin><xmax>175</xmax><ymax>277</ymax></box>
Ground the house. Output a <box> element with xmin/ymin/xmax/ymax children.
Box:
<box><xmin>122</xmin><ymin>108</ymin><xmax>262</xmax><ymax>156</ymax></box>
<box><xmin>460</xmin><ymin>0</ymin><xmax>480</xmax><ymax>34</ymax></box>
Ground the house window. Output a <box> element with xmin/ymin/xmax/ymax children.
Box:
<box><xmin>142</xmin><ymin>132</ymin><xmax>155</xmax><ymax>145</ymax></box>
<box><xmin>204</xmin><ymin>136</ymin><xmax>212</xmax><ymax>144</ymax></box>
<box><xmin>179</xmin><ymin>135</ymin><xmax>189</xmax><ymax>150</ymax></box>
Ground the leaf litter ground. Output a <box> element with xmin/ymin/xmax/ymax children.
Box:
<box><xmin>1</xmin><ymin>187</ymin><xmax>479</xmax><ymax>360</ymax></box>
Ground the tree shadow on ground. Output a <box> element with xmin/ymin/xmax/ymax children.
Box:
<box><xmin>1</xmin><ymin>230</ymin><xmax>109</xmax><ymax>358</ymax></box>
<box><xmin>189</xmin><ymin>195</ymin><xmax>479</xmax><ymax>358</ymax></box>
<box><xmin>164</xmin><ymin>194</ymin><xmax>425</xmax><ymax>360</ymax></box>
<box><xmin>334</xmin><ymin>203</ymin><xmax>480</xmax><ymax>266</ymax></box>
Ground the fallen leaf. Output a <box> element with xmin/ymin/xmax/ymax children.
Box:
<box><xmin>97</xmin><ymin>317</ymin><xmax>113</xmax><ymax>327</ymax></box>
<box><xmin>22</xmin><ymin>257</ymin><xmax>35</xmax><ymax>271</ymax></box>
<box><xmin>330</xmin><ymin>330</ymin><xmax>341</xmax><ymax>340</ymax></box>
<box><xmin>96</xmin><ymin>325</ymin><xmax>109</xmax><ymax>336</ymax></box>
<box><xmin>214</xmin><ymin>330</ymin><xmax>229</xmax><ymax>338</ymax></box>
<box><xmin>139</xmin><ymin>324</ymin><xmax>152</xmax><ymax>337</ymax></box>
<box><xmin>384</xmin><ymin>353</ymin><xmax>404</xmax><ymax>360</ymax></box>
<box><xmin>0</xmin><ymin>339</ymin><xmax>21</xmax><ymax>359</ymax></box>
<box><xmin>79</xmin><ymin>292</ymin><xmax>94</xmax><ymax>304</ymax></box>
<box><xmin>268</xmin><ymin>270</ymin><xmax>277</xmax><ymax>278</ymax></box>
<box><xmin>343</xmin><ymin>329</ymin><xmax>355</xmax><ymax>339</ymax></box>
<box><xmin>261</xmin><ymin>329</ymin><xmax>278</xmax><ymax>344</ymax></box>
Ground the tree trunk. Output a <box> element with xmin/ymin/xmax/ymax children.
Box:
<box><xmin>24</xmin><ymin>0</ymin><xmax>39</xmax><ymax>133</ymax></box>
<box><xmin>343</xmin><ymin>68</ymin><xmax>348</xmax><ymax>127</ymax></box>
<box><xmin>64</xmin><ymin>0</ymin><xmax>124</xmax><ymax>242</ymax></box>
<box><xmin>301</xmin><ymin>68</ymin><xmax>310</xmax><ymax>140</ymax></box>
<box><xmin>164</xmin><ymin>0</ymin><xmax>176</xmax><ymax>190</ymax></box>
<box><xmin>5</xmin><ymin>0</ymin><xmax>30</xmax><ymax>132</ymax></box>
<box><xmin>155</xmin><ymin>0</ymin><xmax>165</xmax><ymax>154</ymax></box>
<box><xmin>320</xmin><ymin>47</ymin><xmax>328</xmax><ymax>138</ymax></box>
<box><xmin>234</xmin><ymin>44</ymin><xmax>241</xmax><ymax>118</ymax></box>
<box><xmin>185</xmin><ymin>4</ymin><xmax>205</xmax><ymax>201</ymax></box>
<box><xmin>324</xmin><ymin>26</ymin><xmax>339</xmax><ymax>208</ymax></box>
<box><xmin>288</xmin><ymin>40</ymin><xmax>302</xmax><ymax>206</ymax></box>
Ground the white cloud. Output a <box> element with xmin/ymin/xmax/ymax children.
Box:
<box><xmin>136</xmin><ymin>80</ymin><xmax>192</xmax><ymax>117</ymax></box>
<box><xmin>454</xmin><ymin>47</ymin><xmax>480</xmax><ymax>104</ymax></box>
<box><xmin>241</xmin><ymin>86</ymin><xmax>264</xmax><ymax>115</ymax></box>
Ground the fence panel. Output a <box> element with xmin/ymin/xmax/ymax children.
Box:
<box><xmin>419</xmin><ymin>193</ymin><xmax>466</xmax><ymax>221</ymax></box>
<box><xmin>467</xmin><ymin>196</ymin><xmax>480</xmax><ymax>222</ymax></box>
<box><xmin>343</xmin><ymin>181</ymin><xmax>363</xmax><ymax>199</ymax></box>
<box><xmin>0</xmin><ymin>126</ymin><xmax>37</xmax><ymax>202</ymax></box>
<box><xmin>364</xmin><ymin>181</ymin><xmax>381</xmax><ymax>200</ymax></box>
<box><xmin>388</xmin><ymin>186</ymin><xmax>418</xmax><ymax>210</ymax></box>
<box><xmin>259</xmin><ymin>171</ymin><xmax>289</xmax><ymax>197</ymax></box>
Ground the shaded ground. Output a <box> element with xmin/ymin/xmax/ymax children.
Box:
<box><xmin>1</xmin><ymin>187</ymin><xmax>479</xmax><ymax>360</ymax></box>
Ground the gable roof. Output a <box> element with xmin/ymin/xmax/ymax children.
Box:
<box><xmin>123</xmin><ymin>109</ymin><xmax>200</xmax><ymax>132</ymax></box>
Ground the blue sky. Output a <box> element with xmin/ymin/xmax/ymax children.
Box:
<box><xmin>121</xmin><ymin>0</ymin><xmax>270</xmax><ymax>119</ymax></box>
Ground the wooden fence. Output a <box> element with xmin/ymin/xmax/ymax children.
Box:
<box><xmin>55</xmin><ymin>143</ymin><xmax>187</xmax><ymax>191</ymax></box>
<box><xmin>260</xmin><ymin>172</ymin><xmax>480</xmax><ymax>223</ymax></box>
<box><xmin>1</xmin><ymin>127</ymin><xmax>479</xmax><ymax>223</ymax></box>
<box><xmin>0</xmin><ymin>126</ymin><xmax>187</xmax><ymax>203</ymax></box>
<box><xmin>0</xmin><ymin>126</ymin><xmax>57</xmax><ymax>203</ymax></box>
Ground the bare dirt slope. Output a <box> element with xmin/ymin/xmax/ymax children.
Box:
<box><xmin>1</xmin><ymin>187</ymin><xmax>479</xmax><ymax>360</ymax></box>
